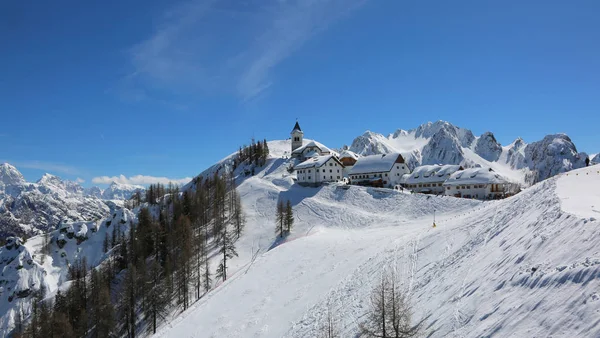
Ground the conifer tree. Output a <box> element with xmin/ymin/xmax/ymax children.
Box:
<box><xmin>215</xmin><ymin>225</ymin><xmax>238</xmax><ymax>282</ymax></box>
<box><xmin>276</xmin><ymin>200</ymin><xmax>285</xmax><ymax>238</ymax></box>
<box><xmin>285</xmin><ymin>200</ymin><xmax>294</xmax><ymax>234</ymax></box>
<box><xmin>144</xmin><ymin>260</ymin><xmax>169</xmax><ymax>335</ymax></box>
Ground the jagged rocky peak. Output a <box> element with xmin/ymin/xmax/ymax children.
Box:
<box><xmin>411</xmin><ymin>120</ymin><xmax>474</xmax><ymax>147</ymax></box>
<box><xmin>475</xmin><ymin>131</ymin><xmax>502</xmax><ymax>162</ymax></box>
<box><xmin>593</xmin><ymin>154</ymin><xmax>600</xmax><ymax>163</ymax></box>
<box><xmin>510</xmin><ymin>137</ymin><xmax>526</xmax><ymax>150</ymax></box>
<box><xmin>390</xmin><ymin>129</ymin><xmax>409</xmax><ymax>139</ymax></box>
<box><xmin>85</xmin><ymin>186</ymin><xmax>103</xmax><ymax>198</ymax></box>
<box><xmin>0</xmin><ymin>163</ymin><xmax>25</xmax><ymax>186</ymax></box>
<box><xmin>349</xmin><ymin>131</ymin><xmax>396</xmax><ymax>156</ymax></box>
<box><xmin>102</xmin><ymin>181</ymin><xmax>144</xmax><ymax>200</ymax></box>
<box><xmin>37</xmin><ymin>173</ymin><xmax>63</xmax><ymax>186</ymax></box>
<box><xmin>523</xmin><ymin>133</ymin><xmax>588</xmax><ymax>182</ymax></box>
<box><xmin>421</xmin><ymin>127</ymin><xmax>464</xmax><ymax>165</ymax></box>
<box><xmin>412</xmin><ymin>120</ymin><xmax>456</xmax><ymax>139</ymax></box>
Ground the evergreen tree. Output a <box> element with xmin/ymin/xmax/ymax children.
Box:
<box><xmin>285</xmin><ymin>200</ymin><xmax>294</xmax><ymax>234</ymax></box>
<box><xmin>276</xmin><ymin>200</ymin><xmax>285</xmax><ymax>238</ymax></box>
<box><xmin>215</xmin><ymin>225</ymin><xmax>238</xmax><ymax>281</ymax></box>
<box><xmin>144</xmin><ymin>260</ymin><xmax>169</xmax><ymax>335</ymax></box>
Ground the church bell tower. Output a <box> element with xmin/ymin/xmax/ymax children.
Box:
<box><xmin>291</xmin><ymin>120</ymin><xmax>303</xmax><ymax>153</ymax></box>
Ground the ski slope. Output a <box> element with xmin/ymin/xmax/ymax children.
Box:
<box><xmin>157</xmin><ymin>140</ymin><xmax>600</xmax><ymax>337</ymax></box>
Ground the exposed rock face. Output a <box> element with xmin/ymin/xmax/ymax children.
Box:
<box><xmin>349</xmin><ymin>131</ymin><xmax>397</xmax><ymax>156</ymax></box>
<box><xmin>474</xmin><ymin>132</ymin><xmax>502</xmax><ymax>162</ymax></box>
<box><xmin>521</xmin><ymin>134</ymin><xmax>587</xmax><ymax>183</ymax></box>
<box><xmin>421</xmin><ymin>127</ymin><xmax>464</xmax><ymax>165</ymax></box>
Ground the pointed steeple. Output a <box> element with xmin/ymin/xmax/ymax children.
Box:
<box><xmin>291</xmin><ymin>121</ymin><xmax>302</xmax><ymax>133</ymax></box>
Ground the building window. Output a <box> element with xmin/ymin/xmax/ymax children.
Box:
<box><xmin>337</xmin><ymin>176</ymin><xmax>340</xmax><ymax>179</ymax></box>
<box><xmin>308</xmin><ymin>170</ymin><xmax>311</xmax><ymax>173</ymax></box>
<box><xmin>397</xmin><ymin>166</ymin><xmax>399</xmax><ymax>169</ymax></box>
<box><xmin>385</xmin><ymin>173</ymin><xmax>388</xmax><ymax>177</ymax></box>
<box><xmin>330</xmin><ymin>169</ymin><xmax>332</xmax><ymax>173</ymax></box>
<box><xmin>330</xmin><ymin>176</ymin><xmax>333</xmax><ymax>179</ymax></box>
<box><xmin>447</xmin><ymin>187</ymin><xmax>450</xmax><ymax>190</ymax></box>
<box><xmin>308</xmin><ymin>176</ymin><xmax>311</xmax><ymax>180</ymax></box>
<box><xmin>324</xmin><ymin>176</ymin><xmax>326</xmax><ymax>179</ymax></box>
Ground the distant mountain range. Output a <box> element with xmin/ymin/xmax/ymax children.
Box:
<box><xmin>0</xmin><ymin>163</ymin><xmax>143</xmax><ymax>236</ymax></box>
<box><xmin>349</xmin><ymin>121</ymin><xmax>591</xmax><ymax>186</ymax></box>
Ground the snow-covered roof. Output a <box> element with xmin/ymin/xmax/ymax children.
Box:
<box><xmin>400</xmin><ymin>165</ymin><xmax>463</xmax><ymax>184</ymax></box>
<box><xmin>291</xmin><ymin>140</ymin><xmax>333</xmax><ymax>155</ymax></box>
<box><xmin>443</xmin><ymin>167</ymin><xmax>509</xmax><ymax>186</ymax></box>
<box><xmin>338</xmin><ymin>149</ymin><xmax>359</xmax><ymax>160</ymax></box>
<box><xmin>349</xmin><ymin>153</ymin><xmax>405</xmax><ymax>175</ymax></box>
<box><xmin>295</xmin><ymin>155</ymin><xmax>340</xmax><ymax>170</ymax></box>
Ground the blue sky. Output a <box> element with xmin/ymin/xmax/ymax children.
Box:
<box><xmin>1</xmin><ymin>0</ymin><xmax>599</xmax><ymax>186</ymax></box>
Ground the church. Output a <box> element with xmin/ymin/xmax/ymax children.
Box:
<box><xmin>290</xmin><ymin>121</ymin><xmax>345</xmax><ymax>187</ymax></box>
<box><xmin>289</xmin><ymin>121</ymin><xmax>334</xmax><ymax>161</ymax></box>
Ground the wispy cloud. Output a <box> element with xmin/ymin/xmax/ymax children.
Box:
<box><xmin>120</xmin><ymin>0</ymin><xmax>366</xmax><ymax>102</ymax></box>
<box><xmin>2</xmin><ymin>160</ymin><xmax>83</xmax><ymax>176</ymax></box>
<box><xmin>92</xmin><ymin>174</ymin><xmax>192</xmax><ymax>186</ymax></box>
<box><xmin>75</xmin><ymin>177</ymin><xmax>85</xmax><ymax>184</ymax></box>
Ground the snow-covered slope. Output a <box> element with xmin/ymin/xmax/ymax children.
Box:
<box><xmin>0</xmin><ymin>164</ymin><xmax>110</xmax><ymax>237</ymax></box>
<box><xmin>0</xmin><ymin>207</ymin><xmax>135</xmax><ymax>336</ymax></box>
<box><xmin>592</xmin><ymin>154</ymin><xmax>600</xmax><ymax>164</ymax></box>
<box><xmin>349</xmin><ymin>121</ymin><xmax>589</xmax><ymax>186</ymax></box>
<box><xmin>159</xmin><ymin>144</ymin><xmax>600</xmax><ymax>338</ymax></box>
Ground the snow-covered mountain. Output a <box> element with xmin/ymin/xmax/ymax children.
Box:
<box><xmin>350</xmin><ymin>121</ymin><xmax>588</xmax><ymax>185</ymax></box>
<box><xmin>0</xmin><ymin>163</ymin><xmax>141</xmax><ymax>237</ymax></box>
<box><xmin>592</xmin><ymin>153</ymin><xmax>600</xmax><ymax>164</ymax></box>
<box><xmin>155</xmin><ymin>140</ymin><xmax>600</xmax><ymax>337</ymax></box>
<box><xmin>100</xmin><ymin>181</ymin><xmax>144</xmax><ymax>200</ymax></box>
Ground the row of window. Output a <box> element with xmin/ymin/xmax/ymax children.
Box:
<box><xmin>297</xmin><ymin>167</ymin><xmax>340</xmax><ymax>175</ymax></box>
<box><xmin>447</xmin><ymin>184</ymin><xmax>486</xmax><ymax>190</ymax></box>
<box><xmin>298</xmin><ymin>176</ymin><xmax>341</xmax><ymax>181</ymax></box>
<box><xmin>317</xmin><ymin>169</ymin><xmax>339</xmax><ymax>173</ymax></box>
<box><xmin>350</xmin><ymin>173</ymin><xmax>388</xmax><ymax>180</ymax></box>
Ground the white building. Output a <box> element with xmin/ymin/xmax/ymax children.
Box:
<box><xmin>348</xmin><ymin>153</ymin><xmax>410</xmax><ymax>188</ymax></box>
<box><xmin>443</xmin><ymin>167</ymin><xmax>518</xmax><ymax>199</ymax></box>
<box><xmin>295</xmin><ymin>155</ymin><xmax>345</xmax><ymax>187</ymax></box>
<box><xmin>400</xmin><ymin>164</ymin><xmax>463</xmax><ymax>194</ymax></box>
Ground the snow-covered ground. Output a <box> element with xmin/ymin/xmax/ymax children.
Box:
<box><xmin>157</xmin><ymin>141</ymin><xmax>600</xmax><ymax>337</ymax></box>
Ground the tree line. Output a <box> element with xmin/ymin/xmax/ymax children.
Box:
<box><xmin>233</xmin><ymin>138</ymin><xmax>269</xmax><ymax>171</ymax></box>
<box><xmin>17</xmin><ymin>172</ymin><xmax>245</xmax><ymax>337</ymax></box>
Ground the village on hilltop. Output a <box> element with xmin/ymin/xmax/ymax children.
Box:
<box><xmin>289</xmin><ymin>121</ymin><xmax>520</xmax><ymax>200</ymax></box>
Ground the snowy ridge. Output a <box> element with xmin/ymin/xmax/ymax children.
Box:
<box><xmin>349</xmin><ymin>121</ymin><xmax>589</xmax><ymax>186</ymax></box>
<box><xmin>159</xmin><ymin>152</ymin><xmax>600</xmax><ymax>337</ymax></box>
<box><xmin>0</xmin><ymin>163</ymin><xmax>142</xmax><ymax>237</ymax></box>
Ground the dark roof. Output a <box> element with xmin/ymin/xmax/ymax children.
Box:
<box><xmin>291</xmin><ymin>121</ymin><xmax>302</xmax><ymax>133</ymax></box>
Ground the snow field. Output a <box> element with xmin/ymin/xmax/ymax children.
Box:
<box><xmin>159</xmin><ymin>143</ymin><xmax>600</xmax><ymax>337</ymax></box>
